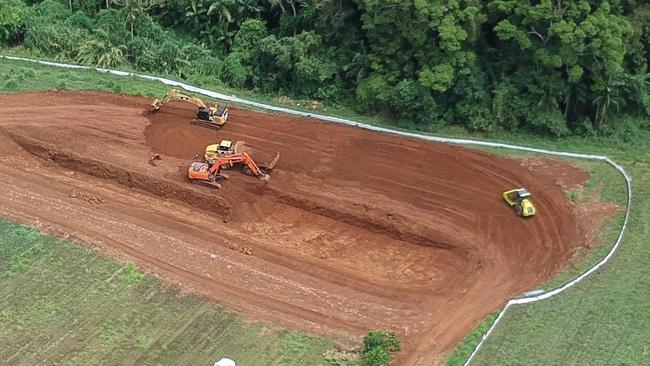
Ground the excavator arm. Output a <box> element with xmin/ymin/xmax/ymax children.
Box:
<box><xmin>151</xmin><ymin>89</ymin><xmax>208</xmax><ymax>111</ymax></box>
<box><xmin>209</xmin><ymin>153</ymin><xmax>269</xmax><ymax>181</ymax></box>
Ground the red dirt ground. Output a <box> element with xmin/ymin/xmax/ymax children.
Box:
<box><xmin>0</xmin><ymin>91</ymin><xmax>610</xmax><ymax>365</ymax></box>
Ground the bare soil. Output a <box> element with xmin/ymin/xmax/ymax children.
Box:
<box><xmin>0</xmin><ymin>91</ymin><xmax>613</xmax><ymax>365</ymax></box>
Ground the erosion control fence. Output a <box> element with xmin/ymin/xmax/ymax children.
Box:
<box><xmin>0</xmin><ymin>55</ymin><xmax>632</xmax><ymax>366</ymax></box>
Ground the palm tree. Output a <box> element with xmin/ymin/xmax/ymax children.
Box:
<box><xmin>593</xmin><ymin>82</ymin><xmax>626</xmax><ymax>127</ymax></box>
<box><xmin>267</xmin><ymin>0</ymin><xmax>304</xmax><ymax>16</ymax></box>
<box><xmin>267</xmin><ymin>0</ymin><xmax>286</xmax><ymax>14</ymax></box>
<box><xmin>205</xmin><ymin>0</ymin><xmax>262</xmax><ymax>51</ymax></box>
<box><xmin>185</xmin><ymin>0</ymin><xmax>210</xmax><ymax>30</ymax></box>
<box><xmin>207</xmin><ymin>0</ymin><xmax>233</xmax><ymax>24</ymax></box>
<box><xmin>112</xmin><ymin>0</ymin><xmax>161</xmax><ymax>40</ymax></box>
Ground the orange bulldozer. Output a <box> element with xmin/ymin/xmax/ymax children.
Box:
<box><xmin>188</xmin><ymin>143</ymin><xmax>280</xmax><ymax>189</ymax></box>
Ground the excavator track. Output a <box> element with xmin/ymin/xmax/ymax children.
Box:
<box><xmin>192</xmin><ymin>180</ymin><xmax>222</xmax><ymax>189</ymax></box>
<box><xmin>191</xmin><ymin>119</ymin><xmax>224</xmax><ymax>130</ymax></box>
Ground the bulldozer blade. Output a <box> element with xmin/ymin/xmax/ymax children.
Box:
<box><xmin>260</xmin><ymin>152</ymin><xmax>280</xmax><ymax>171</ymax></box>
<box><xmin>191</xmin><ymin>119</ymin><xmax>223</xmax><ymax>130</ymax></box>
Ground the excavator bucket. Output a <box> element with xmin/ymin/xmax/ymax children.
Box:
<box><xmin>149</xmin><ymin>99</ymin><xmax>162</xmax><ymax>113</ymax></box>
<box><xmin>259</xmin><ymin>152</ymin><xmax>280</xmax><ymax>171</ymax></box>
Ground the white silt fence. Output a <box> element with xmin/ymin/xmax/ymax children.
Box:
<box><xmin>0</xmin><ymin>55</ymin><xmax>633</xmax><ymax>366</ymax></box>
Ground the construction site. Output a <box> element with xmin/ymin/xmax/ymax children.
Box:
<box><xmin>0</xmin><ymin>90</ymin><xmax>617</xmax><ymax>365</ymax></box>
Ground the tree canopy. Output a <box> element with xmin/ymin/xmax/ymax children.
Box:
<box><xmin>2</xmin><ymin>0</ymin><xmax>650</xmax><ymax>140</ymax></box>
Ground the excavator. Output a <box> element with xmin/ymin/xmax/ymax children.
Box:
<box><xmin>150</xmin><ymin>89</ymin><xmax>229</xmax><ymax>130</ymax></box>
<box><xmin>188</xmin><ymin>148</ymin><xmax>280</xmax><ymax>189</ymax></box>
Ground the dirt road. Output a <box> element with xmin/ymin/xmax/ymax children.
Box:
<box><xmin>0</xmin><ymin>91</ymin><xmax>600</xmax><ymax>365</ymax></box>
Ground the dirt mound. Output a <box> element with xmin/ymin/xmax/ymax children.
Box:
<box><xmin>0</xmin><ymin>91</ymin><xmax>609</xmax><ymax>365</ymax></box>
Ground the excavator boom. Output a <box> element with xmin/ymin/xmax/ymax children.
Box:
<box><xmin>151</xmin><ymin>89</ymin><xmax>207</xmax><ymax>111</ymax></box>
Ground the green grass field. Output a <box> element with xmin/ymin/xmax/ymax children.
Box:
<box><xmin>1</xmin><ymin>56</ymin><xmax>649</xmax><ymax>366</ymax></box>
<box><xmin>0</xmin><ymin>221</ymin><xmax>334</xmax><ymax>366</ymax></box>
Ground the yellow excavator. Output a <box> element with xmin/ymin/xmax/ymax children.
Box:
<box><xmin>502</xmin><ymin>188</ymin><xmax>536</xmax><ymax>217</ymax></box>
<box><xmin>150</xmin><ymin>89</ymin><xmax>229</xmax><ymax>130</ymax></box>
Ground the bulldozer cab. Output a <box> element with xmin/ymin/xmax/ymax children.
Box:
<box><xmin>514</xmin><ymin>189</ymin><xmax>530</xmax><ymax>203</ymax></box>
<box><xmin>205</xmin><ymin>140</ymin><xmax>234</xmax><ymax>161</ymax></box>
<box><xmin>217</xmin><ymin>140</ymin><xmax>232</xmax><ymax>152</ymax></box>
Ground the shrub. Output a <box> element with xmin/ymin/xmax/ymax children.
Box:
<box><xmin>76</xmin><ymin>37</ymin><xmax>125</xmax><ymax>68</ymax></box>
<box><xmin>25</xmin><ymin>0</ymin><xmax>71</xmax><ymax>27</ymax></box>
<box><xmin>64</xmin><ymin>11</ymin><xmax>93</xmax><ymax>30</ymax></box>
<box><xmin>363</xmin><ymin>331</ymin><xmax>400</xmax><ymax>353</ymax></box>
<box><xmin>133</xmin><ymin>14</ymin><xmax>165</xmax><ymax>42</ymax></box>
<box><xmin>24</xmin><ymin>23</ymin><xmax>90</xmax><ymax>60</ymax></box>
<box><xmin>0</xmin><ymin>0</ymin><xmax>28</xmax><ymax>46</ymax></box>
<box><xmin>155</xmin><ymin>39</ymin><xmax>186</xmax><ymax>76</ymax></box>
<box><xmin>222</xmin><ymin>52</ymin><xmax>251</xmax><ymax>88</ymax></box>
<box><xmin>119</xmin><ymin>262</ymin><xmax>143</xmax><ymax>285</ymax></box>
<box><xmin>128</xmin><ymin>36</ymin><xmax>157</xmax><ymax>71</ymax></box>
<box><xmin>528</xmin><ymin>108</ymin><xmax>570</xmax><ymax>137</ymax></box>
<box><xmin>55</xmin><ymin>80</ymin><xmax>67</xmax><ymax>90</ymax></box>
<box><xmin>360</xmin><ymin>331</ymin><xmax>400</xmax><ymax>366</ymax></box>
<box><xmin>188</xmin><ymin>56</ymin><xmax>222</xmax><ymax>81</ymax></box>
<box><xmin>572</xmin><ymin>117</ymin><xmax>597</xmax><ymax>137</ymax></box>
<box><xmin>3</xmin><ymin>78</ymin><xmax>19</xmax><ymax>90</ymax></box>
<box><xmin>601</xmin><ymin>114</ymin><xmax>647</xmax><ymax>142</ymax></box>
<box><xmin>94</xmin><ymin>8</ymin><xmax>127</xmax><ymax>44</ymax></box>
<box><xmin>362</xmin><ymin>347</ymin><xmax>390</xmax><ymax>366</ymax></box>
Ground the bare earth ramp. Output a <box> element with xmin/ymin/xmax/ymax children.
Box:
<box><xmin>0</xmin><ymin>91</ymin><xmax>610</xmax><ymax>365</ymax></box>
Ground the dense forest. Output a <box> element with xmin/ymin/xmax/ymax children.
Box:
<box><xmin>2</xmin><ymin>0</ymin><xmax>650</xmax><ymax>139</ymax></box>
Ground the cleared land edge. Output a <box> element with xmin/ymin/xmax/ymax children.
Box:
<box><xmin>0</xmin><ymin>54</ymin><xmax>633</xmax><ymax>366</ymax></box>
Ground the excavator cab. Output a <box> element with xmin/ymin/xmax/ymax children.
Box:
<box><xmin>197</xmin><ymin>107</ymin><xmax>212</xmax><ymax>122</ymax></box>
<box><xmin>502</xmin><ymin>188</ymin><xmax>536</xmax><ymax>217</ymax></box>
<box><xmin>189</xmin><ymin>161</ymin><xmax>210</xmax><ymax>180</ymax></box>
